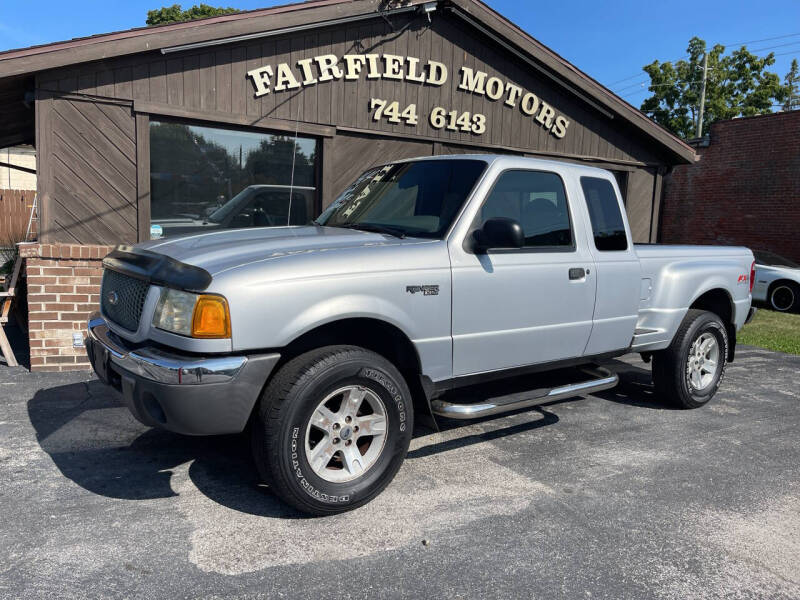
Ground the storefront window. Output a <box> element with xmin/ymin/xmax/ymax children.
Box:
<box><xmin>149</xmin><ymin>120</ymin><xmax>317</xmax><ymax>239</ymax></box>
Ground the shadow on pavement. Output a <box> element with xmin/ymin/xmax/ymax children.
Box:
<box><xmin>28</xmin><ymin>380</ymin><xmax>305</xmax><ymax>519</ymax></box>
<box><xmin>594</xmin><ymin>358</ymin><xmax>677</xmax><ymax>410</ymax></box>
<box><xmin>27</xmin><ymin>359</ymin><xmax>664</xmax><ymax>517</ymax></box>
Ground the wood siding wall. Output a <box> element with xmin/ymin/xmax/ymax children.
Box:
<box><xmin>38</xmin><ymin>14</ymin><xmax>666</xmax><ymax>166</ymax></box>
<box><xmin>35</xmin><ymin>11</ymin><xmax>668</xmax><ymax>243</ymax></box>
<box><xmin>39</xmin><ymin>95</ymin><xmax>138</xmax><ymax>244</ymax></box>
<box><xmin>326</xmin><ymin>133</ymin><xmax>434</xmax><ymax>208</ymax></box>
<box><xmin>626</xmin><ymin>168</ymin><xmax>657</xmax><ymax>243</ymax></box>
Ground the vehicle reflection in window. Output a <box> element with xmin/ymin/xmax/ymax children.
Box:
<box><xmin>149</xmin><ymin>120</ymin><xmax>318</xmax><ymax>239</ymax></box>
<box><xmin>151</xmin><ymin>185</ymin><xmax>315</xmax><ymax>238</ymax></box>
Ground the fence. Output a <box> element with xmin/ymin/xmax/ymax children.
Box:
<box><xmin>0</xmin><ymin>189</ymin><xmax>36</xmax><ymax>244</ymax></box>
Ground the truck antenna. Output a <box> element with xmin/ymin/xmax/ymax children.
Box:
<box><xmin>287</xmin><ymin>96</ymin><xmax>302</xmax><ymax>226</ymax></box>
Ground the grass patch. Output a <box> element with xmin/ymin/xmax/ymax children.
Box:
<box><xmin>738</xmin><ymin>308</ymin><xmax>800</xmax><ymax>355</ymax></box>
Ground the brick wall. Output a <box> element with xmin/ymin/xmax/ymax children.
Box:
<box><xmin>660</xmin><ymin>111</ymin><xmax>800</xmax><ymax>262</ymax></box>
<box><xmin>20</xmin><ymin>243</ymin><xmax>114</xmax><ymax>371</ymax></box>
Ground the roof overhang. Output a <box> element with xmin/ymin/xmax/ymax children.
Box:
<box><xmin>0</xmin><ymin>0</ymin><xmax>696</xmax><ymax>163</ymax></box>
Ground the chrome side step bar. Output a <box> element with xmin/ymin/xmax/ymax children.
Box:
<box><xmin>430</xmin><ymin>367</ymin><xmax>619</xmax><ymax>420</ymax></box>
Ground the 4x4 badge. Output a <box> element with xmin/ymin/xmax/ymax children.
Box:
<box><xmin>406</xmin><ymin>285</ymin><xmax>439</xmax><ymax>296</ymax></box>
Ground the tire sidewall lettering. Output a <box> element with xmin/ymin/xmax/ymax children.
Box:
<box><xmin>684</xmin><ymin>320</ymin><xmax>727</xmax><ymax>401</ymax></box>
<box><xmin>284</xmin><ymin>363</ymin><xmax>408</xmax><ymax>505</ymax></box>
<box><xmin>359</xmin><ymin>367</ymin><xmax>407</xmax><ymax>432</ymax></box>
<box><xmin>289</xmin><ymin>426</ymin><xmax>351</xmax><ymax>504</ymax></box>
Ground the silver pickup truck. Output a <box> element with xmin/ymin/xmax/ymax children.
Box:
<box><xmin>87</xmin><ymin>155</ymin><xmax>755</xmax><ymax>515</ymax></box>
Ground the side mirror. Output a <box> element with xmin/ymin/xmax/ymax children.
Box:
<box><xmin>472</xmin><ymin>217</ymin><xmax>524</xmax><ymax>252</ymax></box>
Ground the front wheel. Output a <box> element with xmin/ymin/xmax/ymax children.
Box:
<box><xmin>251</xmin><ymin>345</ymin><xmax>413</xmax><ymax>515</ymax></box>
<box><xmin>652</xmin><ymin>309</ymin><xmax>728</xmax><ymax>409</ymax></box>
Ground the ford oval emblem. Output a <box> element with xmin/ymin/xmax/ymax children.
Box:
<box><xmin>107</xmin><ymin>291</ymin><xmax>119</xmax><ymax>306</ymax></box>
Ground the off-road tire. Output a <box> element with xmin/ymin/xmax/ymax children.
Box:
<box><xmin>251</xmin><ymin>345</ymin><xmax>413</xmax><ymax>515</ymax></box>
<box><xmin>652</xmin><ymin>309</ymin><xmax>728</xmax><ymax>409</ymax></box>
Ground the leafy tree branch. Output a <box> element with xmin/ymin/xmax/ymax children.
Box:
<box><xmin>640</xmin><ymin>37</ymin><xmax>794</xmax><ymax>138</ymax></box>
<box><xmin>146</xmin><ymin>4</ymin><xmax>239</xmax><ymax>26</ymax></box>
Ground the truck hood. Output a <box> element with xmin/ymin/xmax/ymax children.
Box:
<box><xmin>137</xmin><ymin>225</ymin><xmax>415</xmax><ymax>275</ymax></box>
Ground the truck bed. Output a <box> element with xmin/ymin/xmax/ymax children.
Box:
<box><xmin>632</xmin><ymin>244</ymin><xmax>754</xmax><ymax>353</ymax></box>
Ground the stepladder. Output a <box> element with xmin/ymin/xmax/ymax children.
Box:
<box><xmin>0</xmin><ymin>254</ymin><xmax>22</xmax><ymax>367</ymax></box>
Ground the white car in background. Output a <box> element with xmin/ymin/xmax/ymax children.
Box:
<box><xmin>752</xmin><ymin>250</ymin><xmax>800</xmax><ymax>313</ymax></box>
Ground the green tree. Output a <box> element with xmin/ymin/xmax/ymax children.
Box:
<box><xmin>783</xmin><ymin>59</ymin><xmax>800</xmax><ymax>111</ymax></box>
<box><xmin>244</xmin><ymin>136</ymin><xmax>316</xmax><ymax>187</ymax></box>
<box><xmin>146</xmin><ymin>4</ymin><xmax>239</xmax><ymax>26</ymax></box>
<box><xmin>640</xmin><ymin>37</ymin><xmax>786</xmax><ymax>138</ymax></box>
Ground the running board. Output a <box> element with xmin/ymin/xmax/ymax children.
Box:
<box><xmin>430</xmin><ymin>367</ymin><xmax>619</xmax><ymax>420</ymax></box>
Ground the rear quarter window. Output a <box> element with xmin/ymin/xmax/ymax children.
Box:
<box><xmin>580</xmin><ymin>177</ymin><xmax>628</xmax><ymax>251</ymax></box>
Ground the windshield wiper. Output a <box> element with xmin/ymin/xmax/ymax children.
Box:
<box><xmin>341</xmin><ymin>223</ymin><xmax>406</xmax><ymax>239</ymax></box>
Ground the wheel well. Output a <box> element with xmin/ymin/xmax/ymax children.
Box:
<box><xmin>690</xmin><ymin>288</ymin><xmax>736</xmax><ymax>361</ymax></box>
<box><xmin>690</xmin><ymin>288</ymin><xmax>733</xmax><ymax>323</ymax></box>
<box><xmin>279</xmin><ymin>318</ymin><xmax>422</xmax><ymax>377</ymax></box>
<box><xmin>768</xmin><ymin>279</ymin><xmax>799</xmax><ymax>294</ymax></box>
<box><xmin>275</xmin><ymin>318</ymin><xmax>430</xmax><ymax>416</ymax></box>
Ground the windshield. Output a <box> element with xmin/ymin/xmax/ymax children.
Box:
<box><xmin>316</xmin><ymin>159</ymin><xmax>487</xmax><ymax>238</ymax></box>
<box><xmin>207</xmin><ymin>187</ymin><xmax>254</xmax><ymax>224</ymax></box>
<box><xmin>753</xmin><ymin>250</ymin><xmax>799</xmax><ymax>268</ymax></box>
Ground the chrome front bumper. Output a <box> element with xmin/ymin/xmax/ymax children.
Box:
<box><xmin>86</xmin><ymin>313</ymin><xmax>280</xmax><ymax>435</ymax></box>
<box><xmin>87</xmin><ymin>314</ymin><xmax>247</xmax><ymax>385</ymax></box>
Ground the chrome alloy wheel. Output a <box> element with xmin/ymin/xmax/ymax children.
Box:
<box><xmin>304</xmin><ymin>385</ymin><xmax>388</xmax><ymax>483</ymax></box>
<box><xmin>686</xmin><ymin>332</ymin><xmax>720</xmax><ymax>391</ymax></box>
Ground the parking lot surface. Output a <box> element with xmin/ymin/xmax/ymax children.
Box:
<box><xmin>1</xmin><ymin>347</ymin><xmax>799</xmax><ymax>599</ymax></box>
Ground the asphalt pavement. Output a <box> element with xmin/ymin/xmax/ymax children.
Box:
<box><xmin>1</xmin><ymin>347</ymin><xmax>798</xmax><ymax>599</ymax></box>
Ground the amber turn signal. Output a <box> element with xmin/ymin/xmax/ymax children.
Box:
<box><xmin>191</xmin><ymin>295</ymin><xmax>231</xmax><ymax>339</ymax></box>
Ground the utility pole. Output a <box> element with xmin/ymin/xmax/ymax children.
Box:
<box><xmin>696</xmin><ymin>52</ymin><xmax>709</xmax><ymax>138</ymax></box>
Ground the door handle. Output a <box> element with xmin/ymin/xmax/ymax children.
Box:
<box><xmin>569</xmin><ymin>267</ymin><xmax>586</xmax><ymax>280</ymax></box>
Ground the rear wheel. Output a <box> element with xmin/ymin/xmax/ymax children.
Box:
<box><xmin>769</xmin><ymin>281</ymin><xmax>799</xmax><ymax>312</ymax></box>
<box><xmin>251</xmin><ymin>345</ymin><xmax>413</xmax><ymax>515</ymax></box>
<box><xmin>652</xmin><ymin>309</ymin><xmax>728</xmax><ymax>409</ymax></box>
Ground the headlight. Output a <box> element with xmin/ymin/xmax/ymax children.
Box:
<box><xmin>153</xmin><ymin>289</ymin><xmax>231</xmax><ymax>339</ymax></box>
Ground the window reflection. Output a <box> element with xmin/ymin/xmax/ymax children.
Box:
<box><xmin>149</xmin><ymin>120</ymin><xmax>317</xmax><ymax>239</ymax></box>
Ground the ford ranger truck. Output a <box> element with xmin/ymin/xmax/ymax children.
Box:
<box><xmin>86</xmin><ymin>155</ymin><xmax>756</xmax><ymax>515</ymax></box>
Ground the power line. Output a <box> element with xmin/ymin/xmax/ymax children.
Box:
<box><xmin>719</xmin><ymin>31</ymin><xmax>800</xmax><ymax>48</ymax></box>
<box><xmin>608</xmin><ymin>32</ymin><xmax>800</xmax><ymax>91</ymax></box>
<box><xmin>621</xmin><ymin>82</ymin><xmax>704</xmax><ymax>98</ymax></box>
<box><xmin>613</xmin><ymin>47</ymin><xmax>800</xmax><ymax>94</ymax></box>
<box><xmin>748</xmin><ymin>40</ymin><xmax>800</xmax><ymax>53</ymax></box>
<box><xmin>608</xmin><ymin>72</ymin><xmax>649</xmax><ymax>87</ymax></box>
<box><xmin>609</xmin><ymin>54</ymin><xmax>689</xmax><ymax>88</ymax></box>
<box><xmin>616</xmin><ymin>76</ymin><xmax>705</xmax><ymax>94</ymax></box>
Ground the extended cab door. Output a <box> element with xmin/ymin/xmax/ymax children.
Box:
<box><xmin>448</xmin><ymin>164</ymin><xmax>596</xmax><ymax>377</ymax></box>
<box><xmin>578</xmin><ymin>175</ymin><xmax>640</xmax><ymax>355</ymax></box>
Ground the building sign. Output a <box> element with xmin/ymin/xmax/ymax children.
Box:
<box><xmin>247</xmin><ymin>53</ymin><xmax>570</xmax><ymax>139</ymax></box>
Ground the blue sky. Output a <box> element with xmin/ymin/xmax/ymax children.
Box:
<box><xmin>1</xmin><ymin>0</ymin><xmax>798</xmax><ymax>106</ymax></box>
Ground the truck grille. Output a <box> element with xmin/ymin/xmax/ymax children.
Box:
<box><xmin>100</xmin><ymin>269</ymin><xmax>150</xmax><ymax>332</ymax></box>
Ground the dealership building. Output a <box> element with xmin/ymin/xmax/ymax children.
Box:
<box><xmin>0</xmin><ymin>0</ymin><xmax>695</xmax><ymax>370</ymax></box>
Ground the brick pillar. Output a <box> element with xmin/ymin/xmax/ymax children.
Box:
<box><xmin>19</xmin><ymin>243</ymin><xmax>115</xmax><ymax>372</ymax></box>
